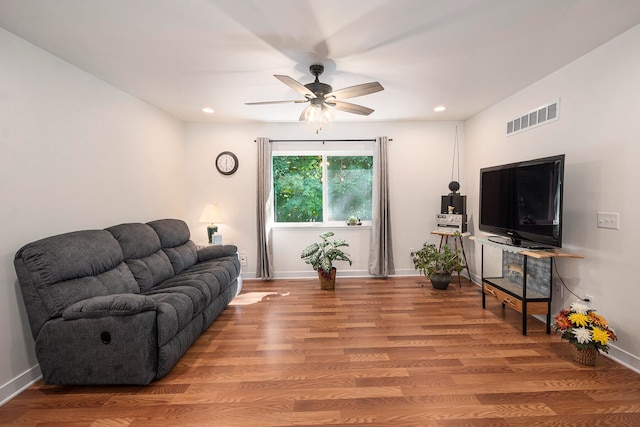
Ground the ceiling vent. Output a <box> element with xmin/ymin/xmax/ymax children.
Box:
<box><xmin>506</xmin><ymin>99</ymin><xmax>560</xmax><ymax>136</ymax></box>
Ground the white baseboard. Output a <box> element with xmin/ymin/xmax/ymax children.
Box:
<box><xmin>270</xmin><ymin>269</ymin><xmax>373</xmax><ymax>279</ymax></box>
<box><xmin>243</xmin><ymin>270</ymin><xmax>450</xmax><ymax>280</ymax></box>
<box><xmin>600</xmin><ymin>344</ymin><xmax>640</xmax><ymax>374</ymax></box>
<box><xmin>0</xmin><ymin>364</ymin><xmax>41</xmax><ymax>407</ymax></box>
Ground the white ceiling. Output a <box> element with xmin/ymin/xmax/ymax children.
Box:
<box><xmin>2</xmin><ymin>0</ymin><xmax>640</xmax><ymax>123</ymax></box>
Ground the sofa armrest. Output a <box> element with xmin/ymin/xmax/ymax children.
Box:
<box><xmin>197</xmin><ymin>244</ymin><xmax>238</xmax><ymax>262</ymax></box>
<box><xmin>62</xmin><ymin>294</ymin><xmax>156</xmax><ymax>320</ymax></box>
<box><xmin>37</xmin><ymin>310</ymin><xmax>158</xmax><ymax>385</ymax></box>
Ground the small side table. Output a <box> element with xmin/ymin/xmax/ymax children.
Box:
<box><xmin>196</xmin><ymin>235</ymin><xmax>224</xmax><ymax>249</ymax></box>
<box><xmin>431</xmin><ymin>231</ymin><xmax>472</xmax><ymax>286</ymax></box>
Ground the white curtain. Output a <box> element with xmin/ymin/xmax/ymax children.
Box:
<box><xmin>256</xmin><ymin>137</ymin><xmax>274</xmax><ymax>279</ymax></box>
<box><xmin>369</xmin><ymin>136</ymin><xmax>395</xmax><ymax>276</ymax></box>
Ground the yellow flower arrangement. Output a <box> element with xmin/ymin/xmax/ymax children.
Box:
<box><xmin>553</xmin><ymin>302</ymin><xmax>617</xmax><ymax>353</ymax></box>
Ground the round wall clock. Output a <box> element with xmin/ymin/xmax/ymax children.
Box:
<box><xmin>215</xmin><ymin>151</ymin><xmax>239</xmax><ymax>175</ymax></box>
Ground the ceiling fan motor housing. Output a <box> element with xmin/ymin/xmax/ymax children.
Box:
<box><xmin>305</xmin><ymin>81</ymin><xmax>333</xmax><ymax>101</ymax></box>
<box><xmin>306</xmin><ymin>64</ymin><xmax>332</xmax><ymax>101</ymax></box>
<box><xmin>309</xmin><ymin>64</ymin><xmax>324</xmax><ymax>77</ymax></box>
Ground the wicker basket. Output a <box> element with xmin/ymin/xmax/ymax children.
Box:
<box><xmin>571</xmin><ymin>345</ymin><xmax>597</xmax><ymax>366</ymax></box>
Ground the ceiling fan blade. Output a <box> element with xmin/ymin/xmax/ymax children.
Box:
<box><xmin>326</xmin><ymin>82</ymin><xmax>383</xmax><ymax>100</ymax></box>
<box><xmin>329</xmin><ymin>101</ymin><xmax>374</xmax><ymax>116</ymax></box>
<box><xmin>274</xmin><ymin>75</ymin><xmax>317</xmax><ymax>99</ymax></box>
<box><xmin>245</xmin><ymin>99</ymin><xmax>308</xmax><ymax>105</ymax></box>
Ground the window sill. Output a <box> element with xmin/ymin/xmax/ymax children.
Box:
<box><xmin>272</xmin><ymin>223</ymin><xmax>372</xmax><ymax>230</ymax></box>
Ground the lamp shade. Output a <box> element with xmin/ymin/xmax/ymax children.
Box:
<box><xmin>199</xmin><ymin>204</ymin><xmax>224</xmax><ymax>224</ymax></box>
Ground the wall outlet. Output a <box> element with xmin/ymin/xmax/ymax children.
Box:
<box><xmin>584</xmin><ymin>294</ymin><xmax>594</xmax><ymax>305</ymax></box>
<box><xmin>597</xmin><ymin>212</ymin><xmax>619</xmax><ymax>229</ymax></box>
<box><xmin>555</xmin><ymin>282</ymin><xmax>564</xmax><ymax>298</ymax></box>
<box><xmin>239</xmin><ymin>252</ymin><xmax>247</xmax><ymax>266</ymax></box>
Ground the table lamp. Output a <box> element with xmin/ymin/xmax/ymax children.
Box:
<box><xmin>198</xmin><ymin>204</ymin><xmax>224</xmax><ymax>244</ymax></box>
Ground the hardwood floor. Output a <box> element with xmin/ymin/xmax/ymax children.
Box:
<box><xmin>2</xmin><ymin>277</ymin><xmax>640</xmax><ymax>426</ymax></box>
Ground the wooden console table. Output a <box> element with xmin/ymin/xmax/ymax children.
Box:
<box><xmin>471</xmin><ymin>236</ymin><xmax>583</xmax><ymax>335</ymax></box>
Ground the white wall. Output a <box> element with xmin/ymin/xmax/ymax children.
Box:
<box><xmin>0</xmin><ymin>28</ymin><xmax>187</xmax><ymax>403</ymax></box>
<box><xmin>185</xmin><ymin>121</ymin><xmax>464</xmax><ymax>278</ymax></box>
<box><xmin>464</xmin><ymin>24</ymin><xmax>640</xmax><ymax>370</ymax></box>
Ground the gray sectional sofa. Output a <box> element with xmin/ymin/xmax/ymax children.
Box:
<box><xmin>14</xmin><ymin>219</ymin><xmax>241</xmax><ymax>385</ymax></box>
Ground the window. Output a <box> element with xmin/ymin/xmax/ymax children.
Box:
<box><xmin>273</xmin><ymin>152</ymin><xmax>373</xmax><ymax>224</ymax></box>
<box><xmin>273</xmin><ymin>155</ymin><xmax>323</xmax><ymax>223</ymax></box>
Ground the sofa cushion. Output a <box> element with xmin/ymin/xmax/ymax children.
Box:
<box><xmin>148</xmin><ymin>219</ymin><xmax>198</xmax><ymax>274</ymax></box>
<box><xmin>186</xmin><ymin>255</ymin><xmax>241</xmax><ymax>293</ymax></box>
<box><xmin>125</xmin><ymin>252</ymin><xmax>174</xmax><ymax>293</ymax></box>
<box><xmin>16</xmin><ymin>230</ymin><xmax>126</xmax><ymax>287</ymax></box>
<box><xmin>43</xmin><ymin>264</ymin><xmax>140</xmax><ymax>318</ymax></box>
<box><xmin>106</xmin><ymin>223</ymin><xmax>162</xmax><ymax>259</ymax></box>
<box><xmin>14</xmin><ymin>230</ymin><xmax>140</xmax><ymax>319</ymax></box>
<box><xmin>106</xmin><ymin>223</ymin><xmax>175</xmax><ymax>292</ymax></box>
<box><xmin>162</xmin><ymin>242</ymin><xmax>198</xmax><ymax>275</ymax></box>
<box><xmin>146</xmin><ymin>285</ymin><xmax>207</xmax><ymax>320</ymax></box>
<box><xmin>147</xmin><ymin>219</ymin><xmax>191</xmax><ymax>247</ymax></box>
<box><xmin>159</xmin><ymin>272</ymin><xmax>220</xmax><ymax>304</ymax></box>
<box><xmin>146</xmin><ymin>292</ymin><xmax>195</xmax><ymax>347</ymax></box>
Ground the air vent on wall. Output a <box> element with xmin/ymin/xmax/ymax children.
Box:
<box><xmin>506</xmin><ymin>99</ymin><xmax>560</xmax><ymax>136</ymax></box>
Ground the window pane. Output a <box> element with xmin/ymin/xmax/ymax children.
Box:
<box><xmin>327</xmin><ymin>156</ymin><xmax>373</xmax><ymax>221</ymax></box>
<box><xmin>273</xmin><ymin>155</ymin><xmax>323</xmax><ymax>222</ymax></box>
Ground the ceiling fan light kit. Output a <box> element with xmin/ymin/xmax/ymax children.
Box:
<box><xmin>246</xmin><ymin>64</ymin><xmax>383</xmax><ymax>128</ymax></box>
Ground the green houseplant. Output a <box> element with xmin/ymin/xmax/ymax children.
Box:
<box><xmin>411</xmin><ymin>241</ymin><xmax>464</xmax><ymax>290</ymax></box>
<box><xmin>301</xmin><ymin>231</ymin><xmax>353</xmax><ymax>290</ymax></box>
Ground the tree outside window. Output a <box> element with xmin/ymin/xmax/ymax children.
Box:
<box><xmin>273</xmin><ymin>154</ymin><xmax>373</xmax><ymax>223</ymax></box>
<box><xmin>327</xmin><ymin>156</ymin><xmax>373</xmax><ymax>221</ymax></box>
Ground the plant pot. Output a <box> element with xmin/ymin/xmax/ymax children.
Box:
<box><xmin>571</xmin><ymin>345</ymin><xmax>597</xmax><ymax>366</ymax></box>
<box><xmin>429</xmin><ymin>273</ymin><xmax>451</xmax><ymax>290</ymax></box>
<box><xmin>318</xmin><ymin>267</ymin><xmax>337</xmax><ymax>290</ymax></box>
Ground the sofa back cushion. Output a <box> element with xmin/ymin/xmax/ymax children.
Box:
<box><xmin>106</xmin><ymin>223</ymin><xmax>174</xmax><ymax>292</ymax></box>
<box><xmin>147</xmin><ymin>219</ymin><xmax>197</xmax><ymax>275</ymax></box>
<box><xmin>14</xmin><ymin>230</ymin><xmax>139</xmax><ymax>336</ymax></box>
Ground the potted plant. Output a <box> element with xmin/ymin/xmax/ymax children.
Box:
<box><xmin>411</xmin><ymin>242</ymin><xmax>464</xmax><ymax>290</ymax></box>
<box><xmin>347</xmin><ymin>216</ymin><xmax>361</xmax><ymax>226</ymax></box>
<box><xmin>553</xmin><ymin>301</ymin><xmax>617</xmax><ymax>365</ymax></box>
<box><xmin>300</xmin><ymin>231</ymin><xmax>353</xmax><ymax>290</ymax></box>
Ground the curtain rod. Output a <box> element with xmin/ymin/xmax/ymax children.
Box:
<box><xmin>255</xmin><ymin>138</ymin><xmax>392</xmax><ymax>142</ymax></box>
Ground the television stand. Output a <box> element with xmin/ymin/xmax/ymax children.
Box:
<box><xmin>471</xmin><ymin>236</ymin><xmax>583</xmax><ymax>335</ymax></box>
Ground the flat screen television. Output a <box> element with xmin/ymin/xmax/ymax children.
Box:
<box><xmin>479</xmin><ymin>154</ymin><xmax>565</xmax><ymax>248</ymax></box>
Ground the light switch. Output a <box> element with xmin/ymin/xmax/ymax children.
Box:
<box><xmin>597</xmin><ymin>212</ymin><xmax>619</xmax><ymax>230</ymax></box>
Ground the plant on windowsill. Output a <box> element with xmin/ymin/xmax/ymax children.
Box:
<box><xmin>347</xmin><ymin>216</ymin><xmax>362</xmax><ymax>226</ymax></box>
<box><xmin>411</xmin><ymin>240</ymin><xmax>464</xmax><ymax>290</ymax></box>
<box><xmin>300</xmin><ymin>231</ymin><xmax>353</xmax><ymax>290</ymax></box>
<box><xmin>553</xmin><ymin>301</ymin><xmax>617</xmax><ymax>366</ymax></box>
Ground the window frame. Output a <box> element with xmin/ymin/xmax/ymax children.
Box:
<box><xmin>272</xmin><ymin>147</ymin><xmax>374</xmax><ymax>228</ymax></box>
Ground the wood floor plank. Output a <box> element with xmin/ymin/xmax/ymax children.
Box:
<box><xmin>2</xmin><ymin>276</ymin><xmax>640</xmax><ymax>426</ymax></box>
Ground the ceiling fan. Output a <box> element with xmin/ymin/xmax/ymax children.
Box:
<box><xmin>245</xmin><ymin>64</ymin><xmax>384</xmax><ymax>121</ymax></box>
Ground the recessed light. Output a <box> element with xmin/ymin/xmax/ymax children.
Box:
<box><xmin>202</xmin><ymin>107</ymin><xmax>215</xmax><ymax>114</ymax></box>
<box><xmin>434</xmin><ymin>105</ymin><xmax>446</xmax><ymax>112</ymax></box>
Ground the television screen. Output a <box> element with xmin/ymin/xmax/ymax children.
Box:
<box><xmin>479</xmin><ymin>154</ymin><xmax>565</xmax><ymax>248</ymax></box>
